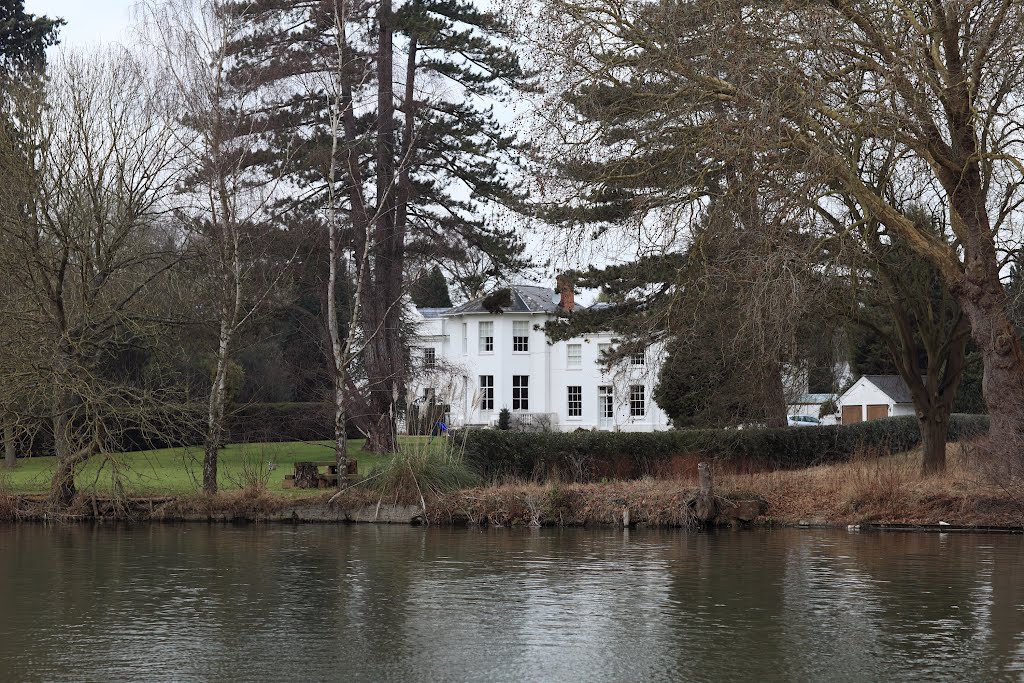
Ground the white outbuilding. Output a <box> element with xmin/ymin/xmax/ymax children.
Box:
<box><xmin>837</xmin><ymin>375</ymin><xmax>917</xmax><ymax>424</ymax></box>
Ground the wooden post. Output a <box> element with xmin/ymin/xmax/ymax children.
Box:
<box><xmin>694</xmin><ymin>462</ymin><xmax>718</xmax><ymax>522</ymax></box>
<box><xmin>698</xmin><ymin>462</ymin><xmax>713</xmax><ymax>496</ymax></box>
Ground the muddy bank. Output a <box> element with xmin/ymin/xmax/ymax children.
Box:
<box><xmin>2</xmin><ymin>475</ymin><xmax>1021</xmax><ymax>529</ymax></box>
<box><xmin>0</xmin><ymin>481</ymin><xmax>763</xmax><ymax>527</ymax></box>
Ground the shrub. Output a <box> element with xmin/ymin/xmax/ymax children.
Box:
<box><xmin>497</xmin><ymin>408</ymin><xmax>511</xmax><ymax>431</ymax></box>
<box><xmin>365</xmin><ymin>450</ymin><xmax>480</xmax><ymax>506</ymax></box>
<box><xmin>455</xmin><ymin>414</ymin><xmax>989</xmax><ymax>483</ymax></box>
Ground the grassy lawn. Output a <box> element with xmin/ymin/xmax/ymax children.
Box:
<box><xmin>0</xmin><ymin>437</ymin><xmax>445</xmax><ymax>496</ymax></box>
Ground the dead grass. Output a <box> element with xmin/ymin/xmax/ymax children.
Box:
<box><xmin>717</xmin><ymin>442</ymin><xmax>1024</xmax><ymax>526</ymax></box>
<box><xmin>3</xmin><ymin>441</ymin><xmax>1021</xmax><ymax>527</ymax></box>
<box><xmin>425</xmin><ymin>478</ymin><xmax>699</xmax><ymax>528</ymax></box>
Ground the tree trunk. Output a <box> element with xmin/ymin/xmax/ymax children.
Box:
<box><xmin>203</xmin><ymin>320</ymin><xmax>232</xmax><ymax>495</ymax></box>
<box><xmin>952</xmin><ymin>227</ymin><xmax>1024</xmax><ymax>462</ymax></box>
<box><xmin>333</xmin><ymin>376</ymin><xmax>349</xmax><ymax>488</ymax></box>
<box><xmin>359</xmin><ymin>0</ymin><xmax>403</xmax><ymax>455</ymax></box>
<box><xmin>3</xmin><ymin>423</ymin><xmax>15</xmax><ymax>469</ymax></box>
<box><xmin>49</xmin><ymin>398</ymin><xmax>77</xmax><ymax>508</ymax></box>
<box><xmin>765</xmin><ymin>362</ymin><xmax>788</xmax><ymax>428</ymax></box>
<box><xmin>919</xmin><ymin>412</ymin><xmax>949</xmax><ymax>477</ymax></box>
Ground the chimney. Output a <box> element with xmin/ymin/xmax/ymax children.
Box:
<box><xmin>555</xmin><ymin>274</ymin><xmax>575</xmax><ymax>313</ymax></box>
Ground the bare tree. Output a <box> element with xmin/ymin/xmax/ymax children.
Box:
<box><xmin>141</xmin><ymin>0</ymin><xmax>288</xmax><ymax>495</ymax></box>
<box><xmin>528</xmin><ymin>0</ymin><xmax>1024</xmax><ymax>460</ymax></box>
<box><xmin>0</xmin><ymin>49</ymin><xmax>188</xmax><ymax>507</ymax></box>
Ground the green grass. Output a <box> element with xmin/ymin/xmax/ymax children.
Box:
<box><xmin>0</xmin><ymin>437</ymin><xmax>448</xmax><ymax>496</ymax></box>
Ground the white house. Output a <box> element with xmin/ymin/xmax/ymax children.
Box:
<box><xmin>838</xmin><ymin>375</ymin><xmax>917</xmax><ymax>424</ymax></box>
<box><xmin>409</xmin><ymin>283</ymin><xmax>671</xmax><ymax>432</ymax></box>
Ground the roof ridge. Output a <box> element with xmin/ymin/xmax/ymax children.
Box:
<box><xmin>511</xmin><ymin>286</ymin><xmax>529</xmax><ymax>311</ymax></box>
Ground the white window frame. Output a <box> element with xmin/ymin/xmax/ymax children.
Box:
<box><xmin>479</xmin><ymin>375</ymin><xmax>494</xmax><ymax>411</ymax></box>
<box><xmin>567</xmin><ymin>343</ymin><xmax>582</xmax><ymax>369</ymax></box>
<box><xmin>512</xmin><ymin>375</ymin><xmax>529</xmax><ymax>411</ymax></box>
<box><xmin>567</xmin><ymin>385</ymin><xmax>582</xmax><ymax>418</ymax></box>
<box><xmin>630</xmin><ymin>352</ymin><xmax>645</xmax><ymax>366</ymax></box>
<box><xmin>479</xmin><ymin>321</ymin><xmax>494</xmax><ymax>353</ymax></box>
<box><xmin>461</xmin><ymin>323</ymin><xmax>468</xmax><ymax>354</ymax></box>
<box><xmin>512</xmin><ymin>320</ymin><xmax>529</xmax><ymax>352</ymax></box>
<box><xmin>599</xmin><ymin>385</ymin><xmax>614</xmax><ymax>419</ymax></box>
<box><xmin>423</xmin><ymin>347</ymin><xmax>436</xmax><ymax>369</ymax></box>
<box><xmin>630</xmin><ymin>385</ymin><xmax>646</xmax><ymax>417</ymax></box>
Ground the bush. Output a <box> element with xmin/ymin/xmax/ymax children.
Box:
<box><xmin>497</xmin><ymin>408</ymin><xmax>511</xmax><ymax>431</ymax></box>
<box><xmin>455</xmin><ymin>414</ymin><xmax>989</xmax><ymax>483</ymax></box>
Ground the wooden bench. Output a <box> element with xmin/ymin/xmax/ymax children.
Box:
<box><xmin>284</xmin><ymin>459</ymin><xmax>358</xmax><ymax>489</ymax></box>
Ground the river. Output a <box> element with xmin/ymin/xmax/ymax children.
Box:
<box><xmin>0</xmin><ymin>524</ymin><xmax>1021</xmax><ymax>682</ymax></box>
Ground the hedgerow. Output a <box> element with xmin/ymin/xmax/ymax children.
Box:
<box><xmin>455</xmin><ymin>414</ymin><xmax>989</xmax><ymax>483</ymax></box>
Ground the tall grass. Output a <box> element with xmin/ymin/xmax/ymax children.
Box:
<box><xmin>717</xmin><ymin>441</ymin><xmax>1021</xmax><ymax>524</ymax></box>
<box><xmin>353</xmin><ymin>430</ymin><xmax>479</xmax><ymax>509</ymax></box>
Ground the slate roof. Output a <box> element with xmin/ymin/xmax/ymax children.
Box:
<box><xmin>444</xmin><ymin>285</ymin><xmax>571</xmax><ymax>315</ymax></box>
<box><xmin>793</xmin><ymin>393</ymin><xmax>836</xmax><ymax>405</ymax></box>
<box><xmin>862</xmin><ymin>375</ymin><xmax>915</xmax><ymax>403</ymax></box>
<box><xmin>417</xmin><ymin>307</ymin><xmax>451</xmax><ymax>319</ymax></box>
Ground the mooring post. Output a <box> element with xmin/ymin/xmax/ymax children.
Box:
<box><xmin>695</xmin><ymin>462</ymin><xmax>717</xmax><ymax>523</ymax></box>
<box><xmin>698</xmin><ymin>462</ymin><xmax>713</xmax><ymax>496</ymax></box>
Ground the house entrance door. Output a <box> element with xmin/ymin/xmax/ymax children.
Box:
<box><xmin>598</xmin><ymin>386</ymin><xmax>613</xmax><ymax>429</ymax></box>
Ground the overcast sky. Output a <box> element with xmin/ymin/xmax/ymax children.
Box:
<box><xmin>20</xmin><ymin>0</ymin><xmax>615</xmax><ymax>294</ymax></box>
<box><xmin>25</xmin><ymin>0</ymin><xmax>135</xmax><ymax>47</ymax></box>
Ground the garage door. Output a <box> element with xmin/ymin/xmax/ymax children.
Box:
<box><xmin>842</xmin><ymin>405</ymin><xmax>862</xmax><ymax>424</ymax></box>
<box><xmin>867</xmin><ymin>404</ymin><xmax>889</xmax><ymax>420</ymax></box>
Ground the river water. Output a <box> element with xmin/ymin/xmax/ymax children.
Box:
<box><xmin>0</xmin><ymin>524</ymin><xmax>1022</xmax><ymax>682</ymax></box>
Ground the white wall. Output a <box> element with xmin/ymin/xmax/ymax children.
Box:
<box><xmin>416</xmin><ymin>311</ymin><xmax>670</xmax><ymax>432</ymax></box>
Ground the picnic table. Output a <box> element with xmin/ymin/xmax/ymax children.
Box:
<box><xmin>284</xmin><ymin>459</ymin><xmax>358</xmax><ymax>489</ymax></box>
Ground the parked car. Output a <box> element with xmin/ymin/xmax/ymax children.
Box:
<box><xmin>787</xmin><ymin>415</ymin><xmax>821</xmax><ymax>427</ymax></box>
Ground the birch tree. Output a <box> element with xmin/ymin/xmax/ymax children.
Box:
<box><xmin>142</xmin><ymin>0</ymin><xmax>287</xmax><ymax>494</ymax></box>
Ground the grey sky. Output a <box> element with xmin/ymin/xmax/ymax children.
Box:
<box><xmin>25</xmin><ymin>0</ymin><xmax>135</xmax><ymax>46</ymax></box>
<box><xmin>21</xmin><ymin>0</ymin><xmax>611</xmax><ymax>296</ymax></box>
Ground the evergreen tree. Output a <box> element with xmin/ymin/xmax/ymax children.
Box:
<box><xmin>225</xmin><ymin>0</ymin><xmax>531</xmax><ymax>451</ymax></box>
<box><xmin>411</xmin><ymin>265</ymin><xmax>452</xmax><ymax>308</ymax></box>
<box><xmin>0</xmin><ymin>1</ymin><xmax>61</xmax><ymax>74</ymax></box>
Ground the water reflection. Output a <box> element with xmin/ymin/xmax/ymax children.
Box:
<box><xmin>0</xmin><ymin>525</ymin><xmax>1021</xmax><ymax>682</ymax></box>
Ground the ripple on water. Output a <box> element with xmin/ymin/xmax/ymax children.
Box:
<box><xmin>0</xmin><ymin>526</ymin><xmax>1022</xmax><ymax>683</ymax></box>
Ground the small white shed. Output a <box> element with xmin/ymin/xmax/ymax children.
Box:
<box><xmin>788</xmin><ymin>393</ymin><xmax>840</xmax><ymax>425</ymax></box>
<box><xmin>838</xmin><ymin>375</ymin><xmax>917</xmax><ymax>424</ymax></box>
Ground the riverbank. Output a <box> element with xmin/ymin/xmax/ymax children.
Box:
<box><xmin>2</xmin><ymin>443</ymin><xmax>1020</xmax><ymax>528</ymax></box>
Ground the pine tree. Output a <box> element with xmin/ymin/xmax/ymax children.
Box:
<box><xmin>411</xmin><ymin>265</ymin><xmax>452</xmax><ymax>308</ymax></box>
<box><xmin>0</xmin><ymin>1</ymin><xmax>61</xmax><ymax>74</ymax></box>
<box><xmin>225</xmin><ymin>0</ymin><xmax>531</xmax><ymax>451</ymax></box>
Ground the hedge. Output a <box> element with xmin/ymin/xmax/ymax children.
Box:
<box><xmin>455</xmin><ymin>414</ymin><xmax>990</xmax><ymax>483</ymax></box>
<box><xmin>13</xmin><ymin>402</ymin><xmax>362</xmax><ymax>458</ymax></box>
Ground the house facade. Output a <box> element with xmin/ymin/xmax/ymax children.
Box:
<box><xmin>409</xmin><ymin>284</ymin><xmax>670</xmax><ymax>432</ymax></box>
<box><xmin>838</xmin><ymin>375</ymin><xmax>917</xmax><ymax>424</ymax></box>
